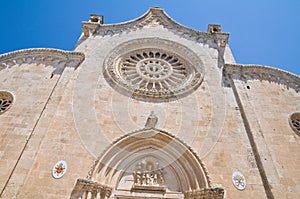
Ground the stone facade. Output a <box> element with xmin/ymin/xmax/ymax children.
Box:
<box><xmin>0</xmin><ymin>7</ymin><xmax>299</xmax><ymax>199</ymax></box>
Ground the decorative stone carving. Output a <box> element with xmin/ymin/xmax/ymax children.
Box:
<box><xmin>184</xmin><ymin>188</ymin><xmax>225</xmax><ymax>199</ymax></box>
<box><xmin>132</xmin><ymin>160</ymin><xmax>166</xmax><ymax>193</ymax></box>
<box><xmin>145</xmin><ymin>111</ymin><xmax>158</xmax><ymax>129</ymax></box>
<box><xmin>133</xmin><ymin>160</ymin><xmax>165</xmax><ymax>186</ymax></box>
<box><xmin>87</xmin><ymin>128</ymin><xmax>211</xmax><ymax>191</ymax></box>
<box><xmin>70</xmin><ymin>179</ymin><xmax>112</xmax><ymax>199</ymax></box>
<box><xmin>288</xmin><ymin>112</ymin><xmax>300</xmax><ymax>135</ymax></box>
<box><xmin>0</xmin><ymin>48</ymin><xmax>85</xmax><ymax>70</ymax></box>
<box><xmin>0</xmin><ymin>91</ymin><xmax>14</xmax><ymax>115</ymax></box>
<box><xmin>81</xmin><ymin>7</ymin><xmax>229</xmax><ymax>48</ymax></box>
<box><xmin>104</xmin><ymin>38</ymin><xmax>204</xmax><ymax>102</ymax></box>
<box><xmin>223</xmin><ymin>64</ymin><xmax>300</xmax><ymax>92</ymax></box>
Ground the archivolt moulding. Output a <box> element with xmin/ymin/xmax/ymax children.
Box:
<box><xmin>88</xmin><ymin>128</ymin><xmax>210</xmax><ymax>192</ymax></box>
<box><xmin>71</xmin><ymin>115</ymin><xmax>225</xmax><ymax>199</ymax></box>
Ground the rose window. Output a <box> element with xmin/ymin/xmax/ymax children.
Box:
<box><xmin>0</xmin><ymin>91</ymin><xmax>14</xmax><ymax>114</ymax></box>
<box><xmin>121</xmin><ymin>51</ymin><xmax>189</xmax><ymax>92</ymax></box>
<box><xmin>289</xmin><ymin>112</ymin><xmax>300</xmax><ymax>135</ymax></box>
<box><xmin>104</xmin><ymin>43</ymin><xmax>203</xmax><ymax>102</ymax></box>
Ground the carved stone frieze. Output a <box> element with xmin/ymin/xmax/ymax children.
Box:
<box><xmin>184</xmin><ymin>188</ymin><xmax>225</xmax><ymax>199</ymax></box>
<box><xmin>81</xmin><ymin>7</ymin><xmax>229</xmax><ymax>48</ymax></box>
<box><xmin>103</xmin><ymin>38</ymin><xmax>204</xmax><ymax>102</ymax></box>
<box><xmin>0</xmin><ymin>48</ymin><xmax>85</xmax><ymax>70</ymax></box>
<box><xmin>223</xmin><ymin>64</ymin><xmax>300</xmax><ymax>92</ymax></box>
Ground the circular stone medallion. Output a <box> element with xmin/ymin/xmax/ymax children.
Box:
<box><xmin>0</xmin><ymin>91</ymin><xmax>14</xmax><ymax>115</ymax></box>
<box><xmin>232</xmin><ymin>171</ymin><xmax>246</xmax><ymax>190</ymax></box>
<box><xmin>289</xmin><ymin>112</ymin><xmax>300</xmax><ymax>135</ymax></box>
<box><xmin>104</xmin><ymin>38</ymin><xmax>204</xmax><ymax>102</ymax></box>
<box><xmin>52</xmin><ymin>160</ymin><xmax>67</xmax><ymax>179</ymax></box>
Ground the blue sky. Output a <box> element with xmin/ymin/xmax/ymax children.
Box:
<box><xmin>0</xmin><ymin>1</ymin><xmax>299</xmax><ymax>75</ymax></box>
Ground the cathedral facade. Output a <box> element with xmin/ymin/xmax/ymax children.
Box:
<box><xmin>0</xmin><ymin>7</ymin><xmax>299</xmax><ymax>199</ymax></box>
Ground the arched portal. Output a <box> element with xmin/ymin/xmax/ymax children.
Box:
<box><xmin>71</xmin><ymin>128</ymin><xmax>225</xmax><ymax>199</ymax></box>
<box><xmin>92</xmin><ymin>128</ymin><xmax>209</xmax><ymax>197</ymax></box>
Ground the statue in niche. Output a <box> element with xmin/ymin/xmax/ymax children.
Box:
<box><xmin>145</xmin><ymin>111</ymin><xmax>158</xmax><ymax>129</ymax></box>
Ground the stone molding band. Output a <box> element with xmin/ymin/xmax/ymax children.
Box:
<box><xmin>223</xmin><ymin>64</ymin><xmax>300</xmax><ymax>92</ymax></box>
<box><xmin>0</xmin><ymin>48</ymin><xmax>85</xmax><ymax>69</ymax></box>
<box><xmin>81</xmin><ymin>7</ymin><xmax>229</xmax><ymax>48</ymax></box>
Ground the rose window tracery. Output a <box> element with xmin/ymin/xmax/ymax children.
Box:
<box><xmin>0</xmin><ymin>91</ymin><xmax>14</xmax><ymax>114</ymax></box>
<box><xmin>104</xmin><ymin>39</ymin><xmax>204</xmax><ymax>102</ymax></box>
<box><xmin>289</xmin><ymin>112</ymin><xmax>300</xmax><ymax>135</ymax></box>
<box><xmin>121</xmin><ymin>51</ymin><xmax>189</xmax><ymax>92</ymax></box>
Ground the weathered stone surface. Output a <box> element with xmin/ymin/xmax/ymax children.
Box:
<box><xmin>0</xmin><ymin>6</ymin><xmax>299</xmax><ymax>199</ymax></box>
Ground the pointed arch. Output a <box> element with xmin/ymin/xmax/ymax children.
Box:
<box><xmin>89</xmin><ymin>128</ymin><xmax>211</xmax><ymax>193</ymax></box>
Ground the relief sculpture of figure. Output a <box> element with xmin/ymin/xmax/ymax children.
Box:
<box><xmin>134</xmin><ymin>163</ymin><xmax>142</xmax><ymax>185</ymax></box>
<box><xmin>133</xmin><ymin>160</ymin><xmax>165</xmax><ymax>186</ymax></box>
<box><xmin>145</xmin><ymin>111</ymin><xmax>158</xmax><ymax>129</ymax></box>
<box><xmin>157</xmin><ymin>168</ymin><xmax>165</xmax><ymax>185</ymax></box>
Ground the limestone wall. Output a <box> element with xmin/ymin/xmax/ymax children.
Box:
<box><xmin>233</xmin><ymin>78</ymin><xmax>300</xmax><ymax>198</ymax></box>
<box><xmin>0</xmin><ymin>49</ymin><xmax>84</xmax><ymax>198</ymax></box>
<box><xmin>0</xmin><ymin>7</ymin><xmax>299</xmax><ymax>199</ymax></box>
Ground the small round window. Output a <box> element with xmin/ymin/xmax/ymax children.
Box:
<box><xmin>0</xmin><ymin>91</ymin><xmax>14</xmax><ymax>114</ymax></box>
<box><xmin>288</xmin><ymin>112</ymin><xmax>300</xmax><ymax>135</ymax></box>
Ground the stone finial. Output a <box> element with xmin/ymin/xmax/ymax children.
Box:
<box><xmin>207</xmin><ymin>24</ymin><xmax>221</xmax><ymax>33</ymax></box>
<box><xmin>145</xmin><ymin>111</ymin><xmax>158</xmax><ymax>129</ymax></box>
<box><xmin>89</xmin><ymin>14</ymin><xmax>103</xmax><ymax>24</ymax></box>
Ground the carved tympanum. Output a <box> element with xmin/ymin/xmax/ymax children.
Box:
<box><xmin>133</xmin><ymin>160</ymin><xmax>165</xmax><ymax>187</ymax></box>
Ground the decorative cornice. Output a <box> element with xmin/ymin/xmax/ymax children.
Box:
<box><xmin>0</xmin><ymin>48</ymin><xmax>85</xmax><ymax>70</ymax></box>
<box><xmin>81</xmin><ymin>7</ymin><xmax>229</xmax><ymax>48</ymax></box>
<box><xmin>223</xmin><ymin>64</ymin><xmax>300</xmax><ymax>92</ymax></box>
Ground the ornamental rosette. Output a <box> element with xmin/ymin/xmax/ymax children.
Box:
<box><xmin>104</xmin><ymin>38</ymin><xmax>204</xmax><ymax>102</ymax></box>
